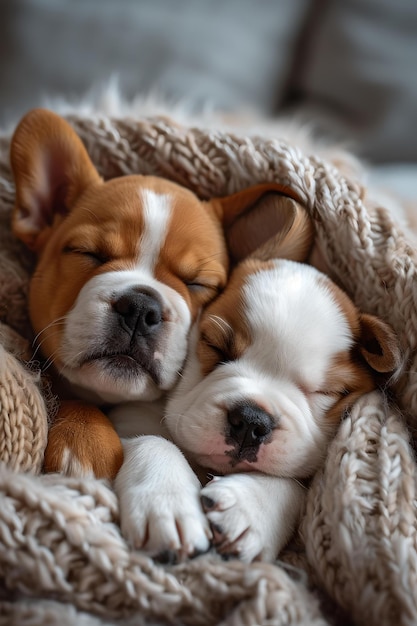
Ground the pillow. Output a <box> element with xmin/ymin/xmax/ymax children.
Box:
<box><xmin>291</xmin><ymin>0</ymin><xmax>417</xmax><ymax>162</ymax></box>
<box><xmin>0</xmin><ymin>0</ymin><xmax>310</xmax><ymax>124</ymax></box>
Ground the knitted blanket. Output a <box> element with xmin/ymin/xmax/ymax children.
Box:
<box><xmin>0</xmin><ymin>112</ymin><xmax>416</xmax><ymax>626</ymax></box>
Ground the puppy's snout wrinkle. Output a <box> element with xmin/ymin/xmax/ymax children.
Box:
<box><xmin>114</xmin><ymin>289</ymin><xmax>162</xmax><ymax>336</ymax></box>
<box><xmin>227</xmin><ymin>403</ymin><xmax>273</xmax><ymax>449</ymax></box>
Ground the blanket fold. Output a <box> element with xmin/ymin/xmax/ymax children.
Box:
<box><xmin>0</xmin><ymin>112</ymin><xmax>416</xmax><ymax>625</ymax></box>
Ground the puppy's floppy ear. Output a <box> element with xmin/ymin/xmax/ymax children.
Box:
<box><xmin>10</xmin><ymin>108</ymin><xmax>102</xmax><ymax>252</ymax></box>
<box><xmin>359</xmin><ymin>313</ymin><xmax>401</xmax><ymax>373</ymax></box>
<box><xmin>211</xmin><ymin>183</ymin><xmax>314</xmax><ymax>265</ymax></box>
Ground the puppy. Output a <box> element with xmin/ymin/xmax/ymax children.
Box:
<box><xmin>11</xmin><ymin>108</ymin><xmax>306</xmax><ymax>481</ymax></box>
<box><xmin>116</xmin><ymin>227</ymin><xmax>400</xmax><ymax>562</ymax></box>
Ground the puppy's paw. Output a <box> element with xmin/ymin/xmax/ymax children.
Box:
<box><xmin>201</xmin><ymin>475</ymin><xmax>265</xmax><ymax>562</ymax></box>
<box><xmin>201</xmin><ymin>474</ymin><xmax>304</xmax><ymax>563</ymax></box>
<box><xmin>119</xmin><ymin>482</ymin><xmax>211</xmax><ymax>562</ymax></box>
<box><xmin>116</xmin><ymin>437</ymin><xmax>211</xmax><ymax>562</ymax></box>
<box><xmin>43</xmin><ymin>401</ymin><xmax>123</xmax><ymax>480</ymax></box>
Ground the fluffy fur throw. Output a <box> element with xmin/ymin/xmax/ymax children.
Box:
<box><xmin>0</xmin><ymin>111</ymin><xmax>416</xmax><ymax>626</ymax></box>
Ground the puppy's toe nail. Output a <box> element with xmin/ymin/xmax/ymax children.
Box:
<box><xmin>154</xmin><ymin>549</ymin><xmax>178</xmax><ymax>565</ymax></box>
<box><xmin>211</xmin><ymin>522</ymin><xmax>224</xmax><ymax>536</ymax></box>
<box><xmin>201</xmin><ymin>495</ymin><xmax>216</xmax><ymax>510</ymax></box>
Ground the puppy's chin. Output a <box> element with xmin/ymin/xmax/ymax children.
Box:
<box><xmin>62</xmin><ymin>361</ymin><xmax>164</xmax><ymax>404</ymax></box>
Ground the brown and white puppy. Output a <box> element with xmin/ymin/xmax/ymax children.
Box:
<box><xmin>11</xmin><ymin>108</ymin><xmax>306</xmax><ymax>481</ymax></box>
<box><xmin>116</xmin><ymin>232</ymin><xmax>400</xmax><ymax>562</ymax></box>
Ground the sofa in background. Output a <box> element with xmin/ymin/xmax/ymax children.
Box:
<box><xmin>0</xmin><ymin>0</ymin><xmax>416</xmax><ymax>198</ymax></box>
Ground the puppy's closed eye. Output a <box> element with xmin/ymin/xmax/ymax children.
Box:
<box><xmin>198</xmin><ymin>311</ymin><xmax>240</xmax><ymax>374</ymax></box>
<box><xmin>184</xmin><ymin>280</ymin><xmax>221</xmax><ymax>306</ymax></box>
<box><xmin>198</xmin><ymin>330</ymin><xmax>232</xmax><ymax>374</ymax></box>
<box><xmin>198</xmin><ymin>313</ymin><xmax>251</xmax><ymax>375</ymax></box>
<box><xmin>176</xmin><ymin>256</ymin><xmax>227</xmax><ymax>308</ymax></box>
<box><xmin>63</xmin><ymin>245</ymin><xmax>111</xmax><ymax>266</ymax></box>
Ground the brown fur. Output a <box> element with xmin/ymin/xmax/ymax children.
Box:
<box><xmin>11</xmin><ymin>109</ymin><xmax>313</xmax><ymax>480</ymax></box>
<box><xmin>43</xmin><ymin>401</ymin><xmax>124</xmax><ymax>478</ymax></box>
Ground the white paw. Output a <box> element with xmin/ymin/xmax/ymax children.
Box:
<box><xmin>201</xmin><ymin>474</ymin><xmax>304</xmax><ymax>563</ymax></box>
<box><xmin>120</xmin><ymin>483</ymin><xmax>211</xmax><ymax>562</ymax></box>
<box><xmin>115</xmin><ymin>436</ymin><xmax>211</xmax><ymax>562</ymax></box>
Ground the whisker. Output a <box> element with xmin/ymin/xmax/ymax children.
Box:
<box><xmin>42</xmin><ymin>349</ymin><xmax>62</xmax><ymax>372</ymax></box>
<box><xmin>79</xmin><ymin>206</ymin><xmax>101</xmax><ymax>223</ymax></box>
<box><xmin>31</xmin><ymin>328</ymin><xmax>70</xmax><ymax>363</ymax></box>
<box><xmin>32</xmin><ymin>316</ymin><xmax>68</xmax><ymax>348</ymax></box>
<box><xmin>54</xmin><ymin>348</ymin><xmax>89</xmax><ymax>375</ymax></box>
<box><xmin>31</xmin><ymin>317</ymin><xmax>68</xmax><ymax>360</ymax></box>
<box><xmin>292</xmin><ymin>478</ymin><xmax>308</xmax><ymax>491</ymax></box>
<box><xmin>64</xmin><ymin>349</ymin><xmax>88</xmax><ymax>365</ymax></box>
<box><xmin>32</xmin><ymin>328</ymin><xmax>64</xmax><ymax>353</ymax></box>
<box><xmin>208</xmin><ymin>315</ymin><xmax>233</xmax><ymax>337</ymax></box>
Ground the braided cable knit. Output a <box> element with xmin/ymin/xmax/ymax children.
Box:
<box><xmin>0</xmin><ymin>332</ymin><xmax>47</xmax><ymax>474</ymax></box>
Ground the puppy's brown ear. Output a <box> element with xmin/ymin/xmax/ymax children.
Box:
<box><xmin>359</xmin><ymin>313</ymin><xmax>401</xmax><ymax>373</ymax></box>
<box><xmin>10</xmin><ymin>108</ymin><xmax>102</xmax><ymax>252</ymax></box>
<box><xmin>210</xmin><ymin>183</ymin><xmax>314</xmax><ymax>265</ymax></box>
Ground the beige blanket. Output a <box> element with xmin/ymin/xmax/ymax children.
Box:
<box><xmin>0</xmin><ymin>113</ymin><xmax>416</xmax><ymax>626</ymax></box>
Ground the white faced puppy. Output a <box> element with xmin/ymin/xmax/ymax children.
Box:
<box><xmin>163</xmin><ymin>257</ymin><xmax>400</xmax><ymax>562</ymax></box>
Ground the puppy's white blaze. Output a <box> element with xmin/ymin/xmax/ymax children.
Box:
<box><xmin>243</xmin><ymin>260</ymin><xmax>353</xmax><ymax>391</ymax></box>
<box><xmin>137</xmin><ymin>190</ymin><xmax>172</xmax><ymax>271</ymax></box>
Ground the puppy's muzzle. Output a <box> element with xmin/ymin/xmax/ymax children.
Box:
<box><xmin>226</xmin><ymin>402</ymin><xmax>274</xmax><ymax>461</ymax></box>
<box><xmin>84</xmin><ymin>286</ymin><xmax>165</xmax><ymax>385</ymax></box>
<box><xmin>113</xmin><ymin>288</ymin><xmax>162</xmax><ymax>337</ymax></box>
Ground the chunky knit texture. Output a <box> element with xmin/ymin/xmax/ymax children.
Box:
<box><xmin>0</xmin><ymin>112</ymin><xmax>416</xmax><ymax>625</ymax></box>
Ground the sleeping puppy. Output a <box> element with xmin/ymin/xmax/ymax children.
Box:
<box><xmin>115</xmin><ymin>207</ymin><xmax>400</xmax><ymax>562</ymax></box>
<box><xmin>10</xmin><ymin>108</ymin><xmax>305</xmax><ymax>481</ymax></box>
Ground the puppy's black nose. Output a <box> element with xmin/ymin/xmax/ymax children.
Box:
<box><xmin>113</xmin><ymin>289</ymin><xmax>162</xmax><ymax>336</ymax></box>
<box><xmin>227</xmin><ymin>403</ymin><xmax>273</xmax><ymax>449</ymax></box>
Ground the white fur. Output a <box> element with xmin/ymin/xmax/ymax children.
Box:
<box><xmin>61</xmin><ymin>269</ymin><xmax>190</xmax><ymax>403</ymax></box>
<box><xmin>115</xmin><ymin>436</ymin><xmax>210</xmax><ymax>560</ymax></box>
<box><xmin>165</xmin><ymin>260</ymin><xmax>350</xmax><ymax>478</ymax></box>
<box><xmin>201</xmin><ymin>474</ymin><xmax>305</xmax><ymax>562</ymax></box>
<box><xmin>137</xmin><ymin>190</ymin><xmax>172</xmax><ymax>271</ymax></box>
